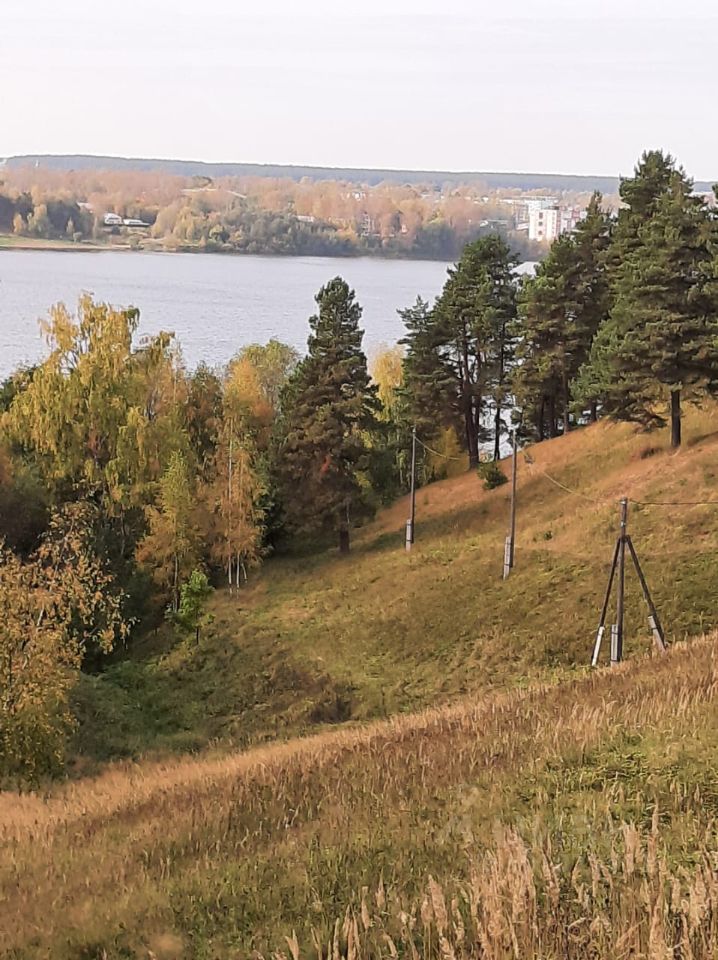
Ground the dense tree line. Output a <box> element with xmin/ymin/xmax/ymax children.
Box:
<box><xmin>0</xmin><ymin>166</ymin><xmax>556</xmax><ymax>259</ymax></box>
<box><xmin>0</xmin><ymin>284</ymin><xmax>408</xmax><ymax>779</ymax></box>
<box><xmin>0</xmin><ymin>189</ymin><xmax>94</xmax><ymax>241</ymax></box>
<box><xmin>403</xmin><ymin>150</ymin><xmax>718</xmax><ymax>453</ymax></box>
<box><xmin>0</xmin><ymin>301</ymin><xmax>300</xmax><ymax>778</ymax></box>
<box><xmin>401</xmin><ymin>235</ymin><xmax>519</xmax><ymax>462</ymax></box>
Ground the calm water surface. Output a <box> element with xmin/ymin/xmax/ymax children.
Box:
<box><xmin>0</xmin><ymin>250</ymin><xmax>452</xmax><ymax>378</ymax></box>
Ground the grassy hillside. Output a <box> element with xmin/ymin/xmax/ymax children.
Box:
<box><xmin>74</xmin><ymin>406</ymin><xmax>718</xmax><ymax>766</ymax></box>
<box><xmin>6</xmin><ymin>410</ymin><xmax>718</xmax><ymax>957</ymax></box>
<box><xmin>4</xmin><ymin>635</ymin><xmax>718</xmax><ymax>957</ymax></box>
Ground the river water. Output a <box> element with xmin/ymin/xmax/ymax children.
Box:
<box><xmin>0</xmin><ymin>249</ymin><xmax>454</xmax><ymax>378</ymax></box>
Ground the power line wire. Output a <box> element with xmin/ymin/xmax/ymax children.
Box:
<box><xmin>417</xmin><ymin>432</ymin><xmax>718</xmax><ymax>508</ymax></box>
<box><xmin>415</xmin><ymin>435</ymin><xmax>466</xmax><ymax>462</ymax></box>
<box><xmin>528</xmin><ymin>463</ymin><xmax>718</xmax><ymax>509</ymax></box>
<box><xmin>629</xmin><ymin>496</ymin><xmax>718</xmax><ymax>507</ymax></box>
<box><xmin>528</xmin><ymin>464</ymin><xmax>611</xmax><ymax>505</ymax></box>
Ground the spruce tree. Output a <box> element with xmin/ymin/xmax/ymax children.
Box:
<box><xmin>279</xmin><ymin>278</ymin><xmax>377</xmax><ymax>553</ymax></box>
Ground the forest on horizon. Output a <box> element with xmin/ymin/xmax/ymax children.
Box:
<box><xmin>0</xmin><ymin>160</ymin><xmax>599</xmax><ymax>260</ymax></box>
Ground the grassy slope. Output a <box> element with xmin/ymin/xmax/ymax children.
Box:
<box><xmin>75</xmin><ymin>406</ymin><xmax>718</xmax><ymax>766</ymax></box>
<box><xmin>6</xmin><ymin>410</ymin><xmax>718</xmax><ymax>956</ymax></box>
<box><xmin>5</xmin><ymin>636</ymin><xmax>718</xmax><ymax>957</ymax></box>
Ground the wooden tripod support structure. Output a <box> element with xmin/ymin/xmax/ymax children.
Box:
<box><xmin>591</xmin><ymin>498</ymin><xmax>667</xmax><ymax>667</ymax></box>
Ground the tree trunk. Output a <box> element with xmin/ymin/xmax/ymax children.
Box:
<box><xmin>562</xmin><ymin>362</ymin><xmax>570</xmax><ymax>435</ymax></box>
<box><xmin>173</xmin><ymin>553</ymin><xmax>179</xmax><ymax>612</ymax></box>
<box><xmin>473</xmin><ymin>391</ymin><xmax>483</xmax><ymax>460</ymax></box>
<box><xmin>563</xmin><ymin>397</ymin><xmax>570</xmax><ymax>434</ymax></box>
<box><xmin>493</xmin><ymin>401</ymin><xmax>501</xmax><ymax>461</ymax></box>
<box><xmin>460</xmin><ymin>334</ymin><xmax>480</xmax><ymax>469</ymax></box>
<box><xmin>589</xmin><ymin>401</ymin><xmax>598</xmax><ymax>423</ymax></box>
<box><xmin>670</xmin><ymin>389</ymin><xmax>681</xmax><ymax>448</ymax></box>
<box><xmin>494</xmin><ymin>335</ymin><xmax>505</xmax><ymax>461</ymax></box>
<box><xmin>538</xmin><ymin>398</ymin><xmax>546</xmax><ymax>442</ymax></box>
<box><xmin>339</xmin><ymin>527</ymin><xmax>350</xmax><ymax>554</ymax></box>
<box><xmin>548</xmin><ymin>395</ymin><xmax>558</xmax><ymax>439</ymax></box>
<box><xmin>464</xmin><ymin>405</ymin><xmax>479</xmax><ymax>468</ymax></box>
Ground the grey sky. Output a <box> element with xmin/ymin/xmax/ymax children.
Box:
<box><xmin>2</xmin><ymin>0</ymin><xmax>717</xmax><ymax>178</ymax></box>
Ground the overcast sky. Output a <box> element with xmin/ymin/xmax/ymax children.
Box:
<box><xmin>2</xmin><ymin>0</ymin><xmax>717</xmax><ymax>178</ymax></box>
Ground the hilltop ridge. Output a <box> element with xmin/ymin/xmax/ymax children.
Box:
<box><xmin>7</xmin><ymin>152</ymin><xmax>717</xmax><ymax>193</ymax></box>
<box><xmin>3</xmin><ymin>153</ymin><xmax>629</xmax><ymax>192</ymax></box>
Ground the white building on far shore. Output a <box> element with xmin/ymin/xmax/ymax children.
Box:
<box><xmin>528</xmin><ymin>202</ymin><xmax>586</xmax><ymax>242</ymax></box>
<box><xmin>528</xmin><ymin>205</ymin><xmax>560</xmax><ymax>242</ymax></box>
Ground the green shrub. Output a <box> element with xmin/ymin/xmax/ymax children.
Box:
<box><xmin>478</xmin><ymin>460</ymin><xmax>508</xmax><ymax>490</ymax></box>
<box><xmin>171</xmin><ymin>569</ymin><xmax>214</xmax><ymax>642</ymax></box>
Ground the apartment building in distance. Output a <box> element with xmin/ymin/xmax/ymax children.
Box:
<box><xmin>528</xmin><ymin>204</ymin><xmax>560</xmax><ymax>242</ymax></box>
<box><xmin>527</xmin><ymin>200</ymin><xmax>585</xmax><ymax>242</ymax></box>
<box><xmin>500</xmin><ymin>195</ymin><xmax>584</xmax><ymax>242</ymax></box>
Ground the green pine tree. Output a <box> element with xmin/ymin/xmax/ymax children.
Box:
<box><xmin>574</xmin><ymin>151</ymin><xmax>683</xmax><ymax>423</ymax></box>
<box><xmin>613</xmin><ymin>150</ymin><xmax>677</xmax><ymax>251</ymax></box>
<box><xmin>515</xmin><ymin>193</ymin><xmax>611</xmax><ymax>438</ymax></box>
<box><xmin>279</xmin><ymin>278</ymin><xmax>378</xmax><ymax>553</ymax></box>
<box><xmin>399</xmin><ymin>297</ymin><xmax>455</xmax><ymax>442</ymax></box>
<box><xmin>431</xmin><ymin>236</ymin><xmax>518</xmax><ymax>465</ymax></box>
<box><xmin>594</xmin><ymin>173</ymin><xmax>718</xmax><ymax>446</ymax></box>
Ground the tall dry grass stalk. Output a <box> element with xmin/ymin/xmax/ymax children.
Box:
<box><xmin>282</xmin><ymin>818</ymin><xmax>718</xmax><ymax>960</ymax></box>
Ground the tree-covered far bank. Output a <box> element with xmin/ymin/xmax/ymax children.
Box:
<box><xmin>0</xmin><ymin>165</ymin><xmax>555</xmax><ymax>261</ymax></box>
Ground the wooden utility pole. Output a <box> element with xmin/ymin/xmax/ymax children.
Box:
<box><xmin>406</xmin><ymin>425</ymin><xmax>417</xmax><ymax>552</ymax></box>
<box><xmin>227</xmin><ymin>429</ymin><xmax>233</xmax><ymax>590</ymax></box>
<box><xmin>591</xmin><ymin>497</ymin><xmax>667</xmax><ymax>666</ymax></box>
<box><xmin>503</xmin><ymin>429</ymin><xmax>518</xmax><ymax>579</ymax></box>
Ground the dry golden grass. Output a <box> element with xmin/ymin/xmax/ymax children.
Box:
<box><xmin>5</xmin><ymin>634</ymin><xmax>718</xmax><ymax>956</ymax></box>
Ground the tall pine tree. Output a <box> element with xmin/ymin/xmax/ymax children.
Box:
<box><xmin>514</xmin><ymin>193</ymin><xmax>611</xmax><ymax>438</ymax></box>
<box><xmin>279</xmin><ymin>278</ymin><xmax>377</xmax><ymax>553</ymax></box>
<box><xmin>591</xmin><ymin>173</ymin><xmax>718</xmax><ymax>446</ymax></box>
<box><xmin>430</xmin><ymin>236</ymin><xmax>518</xmax><ymax>465</ymax></box>
<box><xmin>399</xmin><ymin>296</ymin><xmax>455</xmax><ymax>441</ymax></box>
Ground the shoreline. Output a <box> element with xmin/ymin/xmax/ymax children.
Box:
<box><xmin>0</xmin><ymin>237</ymin><xmax>119</xmax><ymax>253</ymax></box>
<box><xmin>0</xmin><ymin>235</ymin><xmax>465</xmax><ymax>264</ymax></box>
